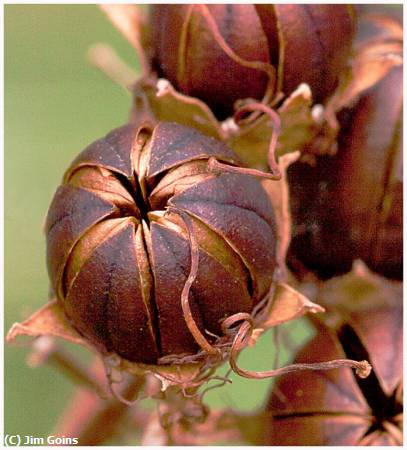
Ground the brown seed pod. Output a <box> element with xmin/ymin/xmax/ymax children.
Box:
<box><xmin>149</xmin><ymin>4</ymin><xmax>355</xmax><ymax>118</ymax></box>
<box><xmin>288</xmin><ymin>64</ymin><xmax>402</xmax><ymax>280</ymax></box>
<box><xmin>45</xmin><ymin>121</ymin><xmax>277</xmax><ymax>364</ymax></box>
<box><xmin>264</xmin><ymin>265</ymin><xmax>403</xmax><ymax>445</ymax></box>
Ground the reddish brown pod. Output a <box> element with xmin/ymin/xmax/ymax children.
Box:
<box><xmin>150</xmin><ymin>4</ymin><xmax>355</xmax><ymax>118</ymax></box>
<box><xmin>288</xmin><ymin>64</ymin><xmax>402</xmax><ymax>280</ymax></box>
<box><xmin>265</xmin><ymin>266</ymin><xmax>403</xmax><ymax>445</ymax></box>
<box><xmin>45</xmin><ymin>121</ymin><xmax>276</xmax><ymax>364</ymax></box>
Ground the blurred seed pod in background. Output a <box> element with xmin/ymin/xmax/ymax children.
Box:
<box><xmin>265</xmin><ymin>262</ymin><xmax>403</xmax><ymax>445</ymax></box>
<box><xmin>287</xmin><ymin>62</ymin><xmax>403</xmax><ymax>280</ymax></box>
<box><xmin>149</xmin><ymin>4</ymin><xmax>355</xmax><ymax>119</ymax></box>
<box><xmin>354</xmin><ymin>4</ymin><xmax>403</xmax><ymax>25</ymax></box>
<box><xmin>45</xmin><ymin>121</ymin><xmax>277</xmax><ymax>364</ymax></box>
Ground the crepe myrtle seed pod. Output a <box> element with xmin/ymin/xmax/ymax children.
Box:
<box><xmin>45</xmin><ymin>121</ymin><xmax>277</xmax><ymax>364</ymax></box>
<box><xmin>149</xmin><ymin>4</ymin><xmax>355</xmax><ymax>118</ymax></box>
<box><xmin>288</xmin><ymin>64</ymin><xmax>402</xmax><ymax>280</ymax></box>
<box><xmin>265</xmin><ymin>280</ymin><xmax>402</xmax><ymax>445</ymax></box>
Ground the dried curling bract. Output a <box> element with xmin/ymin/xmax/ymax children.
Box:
<box><xmin>45</xmin><ymin>122</ymin><xmax>277</xmax><ymax>364</ymax></box>
<box><xmin>150</xmin><ymin>4</ymin><xmax>355</xmax><ymax>118</ymax></box>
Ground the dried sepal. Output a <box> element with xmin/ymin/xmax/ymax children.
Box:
<box><xmin>6</xmin><ymin>299</ymin><xmax>91</xmax><ymax>350</ymax></box>
<box><xmin>132</xmin><ymin>78</ymin><xmax>224</xmax><ymax>140</ymax></box>
<box><xmin>314</xmin><ymin>260</ymin><xmax>402</xmax><ymax>398</ymax></box>
<box><xmin>306</xmin><ymin>12</ymin><xmax>403</xmax><ymax>155</ymax></box>
<box><xmin>131</xmin><ymin>78</ymin><xmax>319</xmax><ymax>173</ymax></box>
<box><xmin>260</xmin><ymin>282</ymin><xmax>324</xmax><ymax>330</ymax></box>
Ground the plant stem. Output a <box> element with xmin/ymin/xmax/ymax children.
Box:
<box><xmin>54</xmin><ymin>357</ymin><xmax>147</xmax><ymax>445</ymax></box>
<box><xmin>27</xmin><ymin>337</ymin><xmax>107</xmax><ymax>397</ymax></box>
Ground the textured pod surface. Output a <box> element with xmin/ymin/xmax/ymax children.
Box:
<box><xmin>288</xmin><ymin>65</ymin><xmax>403</xmax><ymax>280</ymax></box>
<box><xmin>265</xmin><ymin>271</ymin><xmax>403</xmax><ymax>445</ymax></box>
<box><xmin>45</xmin><ymin>122</ymin><xmax>276</xmax><ymax>363</ymax></box>
<box><xmin>150</xmin><ymin>4</ymin><xmax>354</xmax><ymax>118</ymax></box>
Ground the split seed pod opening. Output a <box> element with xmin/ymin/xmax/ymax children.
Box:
<box><xmin>265</xmin><ymin>267</ymin><xmax>402</xmax><ymax>445</ymax></box>
<box><xmin>150</xmin><ymin>4</ymin><xmax>355</xmax><ymax>118</ymax></box>
<box><xmin>45</xmin><ymin>121</ymin><xmax>277</xmax><ymax>364</ymax></box>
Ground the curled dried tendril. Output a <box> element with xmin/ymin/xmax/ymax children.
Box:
<box><xmin>197</xmin><ymin>4</ymin><xmax>277</xmax><ymax>107</ymax></box>
<box><xmin>169</xmin><ymin>206</ymin><xmax>372</xmax><ymax>383</ymax></box>
<box><xmin>225</xmin><ymin>313</ymin><xmax>372</xmax><ymax>379</ymax></box>
<box><xmin>170</xmin><ymin>208</ymin><xmax>221</xmax><ymax>357</ymax></box>
<box><xmin>234</xmin><ymin>103</ymin><xmax>282</xmax><ymax>178</ymax></box>
<box><xmin>208</xmin><ymin>103</ymin><xmax>282</xmax><ymax>180</ymax></box>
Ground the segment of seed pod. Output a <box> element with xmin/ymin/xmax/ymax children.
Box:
<box><xmin>45</xmin><ymin>121</ymin><xmax>277</xmax><ymax>364</ymax></box>
<box><xmin>288</xmin><ymin>64</ymin><xmax>402</xmax><ymax>280</ymax></box>
<box><xmin>149</xmin><ymin>4</ymin><xmax>355</xmax><ymax>118</ymax></box>
<box><xmin>264</xmin><ymin>269</ymin><xmax>402</xmax><ymax>445</ymax></box>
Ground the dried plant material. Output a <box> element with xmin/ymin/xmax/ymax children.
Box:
<box><xmin>307</xmin><ymin>12</ymin><xmax>403</xmax><ymax>155</ymax></box>
<box><xmin>38</xmin><ymin>121</ymin><xmax>279</xmax><ymax>369</ymax></box>
<box><xmin>165</xmin><ymin>408</ymin><xmax>265</xmax><ymax>446</ymax></box>
<box><xmin>115</xmin><ymin>278</ymin><xmax>328</xmax><ymax>391</ymax></box>
<box><xmin>149</xmin><ymin>4</ymin><xmax>275</xmax><ymax>119</ymax></box>
<box><xmin>133</xmin><ymin>78</ymin><xmax>224</xmax><ymax>140</ymax></box>
<box><xmin>262</xmin><ymin>283</ymin><xmax>324</xmax><ymax>329</ymax></box>
<box><xmin>316</xmin><ymin>260</ymin><xmax>403</xmax><ymax>397</ymax></box>
<box><xmin>100</xmin><ymin>4</ymin><xmax>149</xmax><ymax>75</ymax></box>
<box><xmin>7</xmin><ymin>252</ymin><xmax>343</xmax><ymax>395</ymax></box>
<box><xmin>261</xmin><ymin>151</ymin><xmax>300</xmax><ymax>277</ymax></box>
<box><xmin>111</xmin><ymin>5</ymin><xmax>354</xmax><ymax>172</ymax></box>
<box><xmin>288</xmin><ymin>64</ymin><xmax>402</xmax><ymax>280</ymax></box>
<box><xmin>131</xmin><ymin>78</ymin><xmax>319</xmax><ymax>173</ymax></box>
<box><xmin>87</xmin><ymin>44</ymin><xmax>138</xmax><ymax>91</ymax></box>
<box><xmin>7</xmin><ymin>299</ymin><xmax>90</xmax><ymax>349</ymax></box>
<box><xmin>148</xmin><ymin>5</ymin><xmax>354</xmax><ymax>118</ymax></box>
<box><xmin>11</xmin><ymin>118</ymin><xmax>348</xmax><ymax>395</ymax></box>
<box><xmin>54</xmin><ymin>358</ymin><xmax>147</xmax><ymax>445</ymax></box>
<box><xmin>265</xmin><ymin>264</ymin><xmax>403</xmax><ymax>446</ymax></box>
<box><xmin>10</xmin><ymin>12</ymin><xmax>401</xmax><ymax>445</ymax></box>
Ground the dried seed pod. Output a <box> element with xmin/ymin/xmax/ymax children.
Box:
<box><xmin>149</xmin><ymin>4</ymin><xmax>355</xmax><ymax>118</ymax></box>
<box><xmin>264</xmin><ymin>268</ymin><xmax>403</xmax><ymax>446</ymax></box>
<box><xmin>288</xmin><ymin>64</ymin><xmax>402</xmax><ymax>280</ymax></box>
<box><xmin>45</xmin><ymin>122</ymin><xmax>277</xmax><ymax>364</ymax></box>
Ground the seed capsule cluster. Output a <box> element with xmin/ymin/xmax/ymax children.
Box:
<box><xmin>23</xmin><ymin>5</ymin><xmax>401</xmax><ymax>444</ymax></box>
<box><xmin>45</xmin><ymin>122</ymin><xmax>276</xmax><ymax>363</ymax></box>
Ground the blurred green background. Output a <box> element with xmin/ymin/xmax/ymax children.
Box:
<box><xmin>5</xmin><ymin>5</ymin><xmax>311</xmax><ymax>444</ymax></box>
